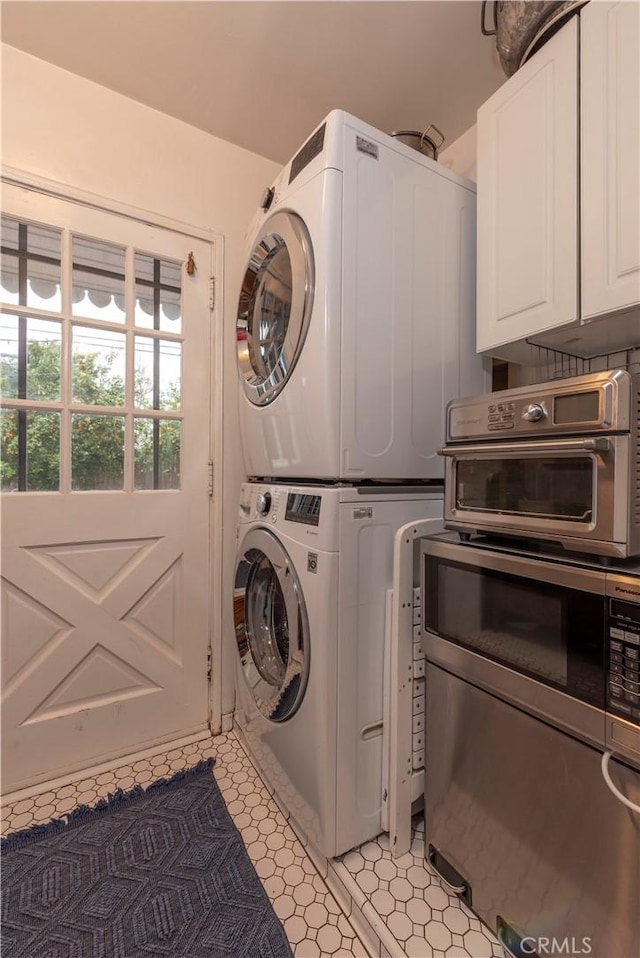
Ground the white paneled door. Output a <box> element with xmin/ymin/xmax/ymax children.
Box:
<box><xmin>1</xmin><ymin>184</ymin><xmax>215</xmax><ymax>793</ymax></box>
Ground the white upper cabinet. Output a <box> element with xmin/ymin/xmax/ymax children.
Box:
<box><xmin>477</xmin><ymin>18</ymin><xmax>578</xmax><ymax>354</ymax></box>
<box><xmin>477</xmin><ymin>3</ymin><xmax>640</xmax><ymax>361</ymax></box>
<box><xmin>581</xmin><ymin>0</ymin><xmax>640</xmax><ymax>321</ymax></box>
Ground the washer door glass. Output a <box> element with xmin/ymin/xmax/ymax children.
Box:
<box><xmin>236</xmin><ymin>211</ymin><xmax>314</xmax><ymax>407</ymax></box>
<box><xmin>234</xmin><ymin>528</ymin><xmax>309</xmax><ymax>721</ymax></box>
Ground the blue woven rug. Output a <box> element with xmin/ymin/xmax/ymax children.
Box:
<box><xmin>1</xmin><ymin>758</ymin><xmax>293</xmax><ymax>958</ymax></box>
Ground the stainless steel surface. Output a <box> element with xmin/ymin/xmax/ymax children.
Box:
<box><xmin>425</xmin><ymin>662</ymin><xmax>640</xmax><ymax>956</ymax></box>
<box><xmin>438</xmin><ymin>436</ymin><xmax>612</xmax><ymax>456</ymax></box>
<box><xmin>606</xmin><ymin>713</ymin><xmax>640</xmax><ymax>769</ymax></box>
<box><xmin>481</xmin><ymin>0</ymin><xmax>587</xmax><ymax>77</ymax></box>
<box><xmin>446</xmin><ymin>369</ymin><xmax>629</xmax><ymax>442</ymax></box>
<box><xmin>421</xmin><ymin>536</ymin><xmax>606</xmax><ymax>594</ymax></box>
<box><xmin>234</xmin><ymin>527</ymin><xmax>309</xmax><ymax>721</ymax></box>
<box><xmin>423</xmin><ymin>630</ymin><xmax>606</xmax><ymax>749</ymax></box>
<box><xmin>442</xmin><ymin>438</ymin><xmax>626</xmax><ymax>548</ymax></box>
<box><xmin>422</xmin><ymin>530</ymin><xmax>640</xmax><ymax>730</ymax></box>
<box><xmin>389</xmin><ymin>124</ymin><xmax>444</xmax><ymax>159</ymax></box>
<box><xmin>516</xmin><ymin>0</ymin><xmax>588</xmax><ymax>70</ymax></box>
<box><xmin>445</xmin><ymin>521</ymin><xmax>637</xmax><ymax>560</ymax></box>
<box><xmin>427</xmin><ymin>858</ymin><xmax>467</xmax><ymax>895</ymax></box>
<box><xmin>440</xmin><ymin>368</ymin><xmax>640</xmax><ymax>558</ymax></box>
<box><xmin>521</xmin><ymin>401</ymin><xmax>546</xmax><ymax>422</ymax></box>
<box><xmin>607</xmin><ymin>574</ymin><xmax>640</xmax><ymax>603</ymax></box>
<box><xmin>422</xmin><ymin>529</ymin><xmax>640</xmax><ymax>576</ymax></box>
<box><xmin>237</xmin><ymin>210</ymin><xmax>314</xmax><ymax>407</ymax></box>
<box><xmin>421</xmin><ymin>124</ymin><xmax>445</xmax><ymax>156</ymax></box>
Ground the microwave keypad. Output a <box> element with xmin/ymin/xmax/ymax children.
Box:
<box><xmin>608</xmin><ymin>624</ymin><xmax>640</xmax><ymax>723</ymax></box>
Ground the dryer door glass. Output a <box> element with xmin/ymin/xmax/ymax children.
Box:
<box><xmin>234</xmin><ymin>528</ymin><xmax>309</xmax><ymax>721</ymax></box>
<box><xmin>236</xmin><ymin>211</ymin><xmax>314</xmax><ymax>407</ymax></box>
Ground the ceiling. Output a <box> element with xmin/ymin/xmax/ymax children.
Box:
<box><xmin>1</xmin><ymin>1</ymin><xmax>506</xmax><ymax>165</ymax></box>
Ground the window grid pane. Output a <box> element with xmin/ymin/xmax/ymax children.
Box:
<box><xmin>1</xmin><ymin>315</ymin><xmax>62</xmax><ymax>399</ymax></box>
<box><xmin>71</xmin><ymin>414</ymin><xmax>125</xmax><ymax>490</ymax></box>
<box><xmin>72</xmin><ymin>326</ymin><xmax>126</xmax><ymax>406</ymax></box>
<box><xmin>1</xmin><ymin>408</ymin><xmax>60</xmax><ymax>492</ymax></box>
<box><xmin>72</xmin><ymin>236</ymin><xmax>126</xmax><ymax>323</ymax></box>
<box><xmin>0</xmin><ymin>408</ymin><xmax>19</xmax><ymax>490</ymax></box>
<box><xmin>0</xmin><ymin>218</ymin><xmax>62</xmax><ymax>312</ymax></box>
<box><xmin>134</xmin><ymin>252</ymin><xmax>182</xmax><ymax>333</ymax></box>
<box><xmin>134</xmin><ymin>417</ymin><xmax>181</xmax><ymax>490</ymax></box>
<box><xmin>134</xmin><ymin>335</ymin><xmax>181</xmax><ymax>411</ymax></box>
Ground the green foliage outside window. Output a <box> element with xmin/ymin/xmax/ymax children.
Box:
<box><xmin>0</xmin><ymin>341</ymin><xmax>180</xmax><ymax>491</ymax></box>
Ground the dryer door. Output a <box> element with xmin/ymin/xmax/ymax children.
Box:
<box><xmin>236</xmin><ymin>211</ymin><xmax>314</xmax><ymax>406</ymax></box>
<box><xmin>234</xmin><ymin>527</ymin><xmax>310</xmax><ymax>721</ymax></box>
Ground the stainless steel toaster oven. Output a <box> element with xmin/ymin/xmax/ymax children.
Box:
<box><xmin>439</xmin><ymin>368</ymin><xmax>640</xmax><ymax>558</ymax></box>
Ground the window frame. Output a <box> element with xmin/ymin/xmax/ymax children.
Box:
<box><xmin>1</xmin><ymin>216</ymin><xmax>185</xmax><ymax>494</ymax></box>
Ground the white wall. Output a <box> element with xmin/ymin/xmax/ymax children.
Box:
<box><xmin>439</xmin><ymin>124</ymin><xmax>477</xmax><ymax>182</ymax></box>
<box><xmin>1</xmin><ymin>43</ymin><xmax>281</xmax><ymax>724</ymax></box>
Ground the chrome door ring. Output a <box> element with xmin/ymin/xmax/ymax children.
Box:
<box><xmin>236</xmin><ymin>210</ymin><xmax>314</xmax><ymax>407</ymax></box>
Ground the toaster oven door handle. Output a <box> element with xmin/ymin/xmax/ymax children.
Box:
<box><xmin>438</xmin><ymin>437</ymin><xmax>612</xmax><ymax>456</ymax></box>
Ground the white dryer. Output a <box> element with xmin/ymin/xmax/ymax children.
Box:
<box><xmin>236</xmin><ymin>109</ymin><xmax>488</xmax><ymax>481</ymax></box>
<box><xmin>233</xmin><ymin>480</ymin><xmax>443</xmax><ymax>859</ymax></box>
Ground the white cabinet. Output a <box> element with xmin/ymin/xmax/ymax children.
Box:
<box><xmin>581</xmin><ymin>0</ymin><xmax>640</xmax><ymax>321</ymax></box>
<box><xmin>477</xmin><ymin>3</ymin><xmax>640</xmax><ymax>362</ymax></box>
<box><xmin>477</xmin><ymin>18</ymin><xmax>579</xmax><ymax>355</ymax></box>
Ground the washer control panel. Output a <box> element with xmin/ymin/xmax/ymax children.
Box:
<box><xmin>256</xmin><ymin>492</ymin><xmax>272</xmax><ymax>516</ymax></box>
<box><xmin>285</xmin><ymin>492</ymin><xmax>322</xmax><ymax>526</ymax></box>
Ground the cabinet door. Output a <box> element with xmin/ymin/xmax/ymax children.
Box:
<box><xmin>581</xmin><ymin>1</ymin><xmax>640</xmax><ymax>321</ymax></box>
<box><xmin>477</xmin><ymin>18</ymin><xmax>579</xmax><ymax>355</ymax></box>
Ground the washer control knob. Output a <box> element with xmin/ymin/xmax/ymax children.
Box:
<box><xmin>256</xmin><ymin>492</ymin><xmax>272</xmax><ymax>516</ymax></box>
<box><xmin>260</xmin><ymin>187</ymin><xmax>275</xmax><ymax>211</ymax></box>
<box><xmin>522</xmin><ymin>403</ymin><xmax>546</xmax><ymax>423</ymax></box>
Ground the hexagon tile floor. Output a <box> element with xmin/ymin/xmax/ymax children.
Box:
<box><xmin>1</xmin><ymin>729</ymin><xmax>502</xmax><ymax>958</ymax></box>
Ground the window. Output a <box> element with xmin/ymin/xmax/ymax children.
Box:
<box><xmin>0</xmin><ymin>216</ymin><xmax>183</xmax><ymax>492</ymax></box>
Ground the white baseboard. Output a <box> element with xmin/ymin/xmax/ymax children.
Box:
<box><xmin>2</xmin><ymin>728</ymin><xmax>213</xmax><ymax>806</ymax></box>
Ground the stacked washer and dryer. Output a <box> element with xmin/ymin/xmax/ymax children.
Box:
<box><xmin>232</xmin><ymin>110</ymin><xmax>487</xmax><ymax>859</ymax></box>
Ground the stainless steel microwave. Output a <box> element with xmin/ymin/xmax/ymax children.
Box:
<box><xmin>421</xmin><ymin>535</ymin><xmax>640</xmax><ymax>958</ymax></box>
<box><xmin>421</xmin><ymin>535</ymin><xmax>640</xmax><ymax>766</ymax></box>
<box><xmin>439</xmin><ymin>368</ymin><xmax>640</xmax><ymax>558</ymax></box>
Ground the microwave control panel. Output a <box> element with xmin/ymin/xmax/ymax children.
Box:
<box><xmin>608</xmin><ymin>599</ymin><xmax>640</xmax><ymax>726</ymax></box>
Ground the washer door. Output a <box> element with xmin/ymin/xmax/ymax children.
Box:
<box><xmin>236</xmin><ymin>211</ymin><xmax>314</xmax><ymax>407</ymax></box>
<box><xmin>234</xmin><ymin>528</ymin><xmax>310</xmax><ymax>721</ymax></box>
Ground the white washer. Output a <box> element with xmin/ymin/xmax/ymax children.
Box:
<box><xmin>236</xmin><ymin>109</ymin><xmax>488</xmax><ymax>481</ymax></box>
<box><xmin>233</xmin><ymin>480</ymin><xmax>442</xmax><ymax>858</ymax></box>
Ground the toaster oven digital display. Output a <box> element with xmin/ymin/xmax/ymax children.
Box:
<box><xmin>553</xmin><ymin>390</ymin><xmax>600</xmax><ymax>425</ymax></box>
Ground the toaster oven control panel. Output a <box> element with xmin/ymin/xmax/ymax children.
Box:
<box><xmin>487</xmin><ymin>400</ymin><xmax>516</xmax><ymax>431</ymax></box>
<box><xmin>608</xmin><ymin>598</ymin><xmax>640</xmax><ymax>726</ymax></box>
<box><xmin>445</xmin><ymin>368</ymin><xmax>631</xmax><ymax>442</ymax></box>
